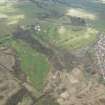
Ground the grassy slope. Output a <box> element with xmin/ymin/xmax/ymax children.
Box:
<box><xmin>34</xmin><ymin>24</ymin><xmax>97</xmax><ymax>49</ymax></box>
<box><xmin>11</xmin><ymin>39</ymin><xmax>49</xmax><ymax>91</ymax></box>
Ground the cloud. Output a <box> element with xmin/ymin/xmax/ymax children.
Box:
<box><xmin>0</xmin><ymin>0</ymin><xmax>6</xmax><ymax>3</ymax></box>
<box><xmin>65</xmin><ymin>8</ymin><xmax>96</xmax><ymax>20</ymax></box>
<box><xmin>7</xmin><ymin>15</ymin><xmax>25</xmax><ymax>25</ymax></box>
<box><xmin>92</xmin><ymin>0</ymin><xmax>105</xmax><ymax>4</ymax></box>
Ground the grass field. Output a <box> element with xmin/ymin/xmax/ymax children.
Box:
<box><xmin>33</xmin><ymin>24</ymin><xmax>97</xmax><ymax>49</ymax></box>
<box><xmin>11</xmin><ymin>40</ymin><xmax>49</xmax><ymax>90</ymax></box>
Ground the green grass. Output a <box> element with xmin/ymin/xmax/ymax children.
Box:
<box><xmin>32</xmin><ymin>24</ymin><xmax>97</xmax><ymax>49</ymax></box>
<box><xmin>10</xmin><ymin>39</ymin><xmax>49</xmax><ymax>91</ymax></box>
<box><xmin>58</xmin><ymin>27</ymin><xmax>97</xmax><ymax>49</ymax></box>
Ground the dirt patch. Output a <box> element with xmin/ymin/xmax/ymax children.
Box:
<box><xmin>44</xmin><ymin>65</ymin><xmax>105</xmax><ymax>105</ymax></box>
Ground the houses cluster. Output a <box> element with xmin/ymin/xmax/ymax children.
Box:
<box><xmin>20</xmin><ymin>23</ymin><xmax>41</xmax><ymax>32</ymax></box>
<box><xmin>95</xmin><ymin>34</ymin><xmax>105</xmax><ymax>79</ymax></box>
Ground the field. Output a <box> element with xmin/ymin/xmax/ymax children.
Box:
<box><xmin>11</xmin><ymin>40</ymin><xmax>49</xmax><ymax>91</ymax></box>
<box><xmin>37</xmin><ymin>24</ymin><xmax>97</xmax><ymax>49</ymax></box>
